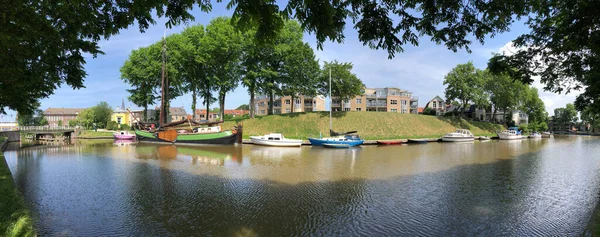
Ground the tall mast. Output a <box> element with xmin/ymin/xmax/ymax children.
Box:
<box><xmin>329</xmin><ymin>68</ymin><xmax>332</xmax><ymax>131</ymax></box>
<box><xmin>159</xmin><ymin>32</ymin><xmax>167</xmax><ymax>127</ymax></box>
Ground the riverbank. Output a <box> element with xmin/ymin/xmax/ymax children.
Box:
<box><xmin>76</xmin><ymin>130</ymin><xmax>114</xmax><ymax>139</ymax></box>
<box><xmin>0</xmin><ymin>137</ymin><xmax>35</xmax><ymax>236</ymax></box>
<box><xmin>223</xmin><ymin>112</ymin><xmax>503</xmax><ymax>140</ymax></box>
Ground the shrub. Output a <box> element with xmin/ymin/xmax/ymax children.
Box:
<box><xmin>120</xmin><ymin>124</ymin><xmax>130</xmax><ymax>130</ymax></box>
<box><xmin>106</xmin><ymin>121</ymin><xmax>118</xmax><ymax>130</ymax></box>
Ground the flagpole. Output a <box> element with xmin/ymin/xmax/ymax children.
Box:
<box><xmin>329</xmin><ymin>68</ymin><xmax>332</xmax><ymax>132</ymax></box>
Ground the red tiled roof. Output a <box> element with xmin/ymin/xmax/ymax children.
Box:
<box><xmin>44</xmin><ymin>108</ymin><xmax>86</xmax><ymax>115</ymax></box>
<box><xmin>418</xmin><ymin>107</ymin><xmax>424</xmax><ymax>113</ymax></box>
<box><xmin>223</xmin><ymin>109</ymin><xmax>249</xmax><ymax>115</ymax></box>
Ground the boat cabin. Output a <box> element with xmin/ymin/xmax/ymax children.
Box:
<box><xmin>256</xmin><ymin>133</ymin><xmax>286</xmax><ymax>140</ymax></box>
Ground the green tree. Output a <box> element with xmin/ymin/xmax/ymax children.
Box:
<box><xmin>280</xmin><ymin>41</ymin><xmax>321</xmax><ymax>113</ymax></box>
<box><xmin>553</xmin><ymin>103</ymin><xmax>578</xmax><ymax>131</ymax></box>
<box><xmin>484</xmin><ymin>72</ymin><xmax>528</xmax><ymax>123</ymax></box>
<box><xmin>57</xmin><ymin>120</ymin><xmax>63</xmax><ymax>126</ymax></box>
<box><xmin>319</xmin><ymin>61</ymin><xmax>364</xmax><ymax>109</ymax></box>
<box><xmin>235</xmin><ymin>104</ymin><xmax>250</xmax><ymax>110</ymax></box>
<box><xmin>77</xmin><ymin>108</ymin><xmax>95</xmax><ymax>130</ymax></box>
<box><xmin>201</xmin><ymin>17</ymin><xmax>243</xmax><ymax>120</ymax></box>
<box><xmin>17</xmin><ymin>105</ymin><xmax>46</xmax><ymax>126</ymax></box>
<box><xmin>443</xmin><ymin>62</ymin><xmax>486</xmax><ymax>117</ymax></box>
<box><xmin>121</xmin><ymin>45</ymin><xmax>161</xmax><ymax>121</ymax></box>
<box><xmin>68</xmin><ymin>120</ymin><xmax>77</xmax><ymax>127</ymax></box>
<box><xmin>580</xmin><ymin>106</ymin><xmax>600</xmax><ymax>133</ymax></box>
<box><xmin>91</xmin><ymin>102</ymin><xmax>113</xmax><ymax>129</ymax></box>
<box><xmin>521</xmin><ymin>87</ymin><xmax>548</xmax><ymax>132</ymax></box>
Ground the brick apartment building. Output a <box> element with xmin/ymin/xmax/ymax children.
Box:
<box><xmin>254</xmin><ymin>95</ymin><xmax>327</xmax><ymax>115</ymax></box>
<box><xmin>332</xmin><ymin>87</ymin><xmax>419</xmax><ymax>114</ymax></box>
<box><xmin>44</xmin><ymin>108</ymin><xmax>85</xmax><ymax>127</ymax></box>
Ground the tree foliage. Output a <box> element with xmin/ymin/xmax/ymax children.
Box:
<box><xmin>17</xmin><ymin>106</ymin><xmax>46</xmax><ymax>126</ymax></box>
<box><xmin>553</xmin><ymin>103</ymin><xmax>578</xmax><ymax>130</ymax></box>
<box><xmin>91</xmin><ymin>102</ymin><xmax>113</xmax><ymax>129</ymax></box>
<box><xmin>319</xmin><ymin>61</ymin><xmax>364</xmax><ymax>103</ymax></box>
<box><xmin>443</xmin><ymin>62</ymin><xmax>486</xmax><ymax>116</ymax></box>
<box><xmin>236</xmin><ymin>104</ymin><xmax>250</xmax><ymax>110</ymax></box>
<box><xmin>580</xmin><ymin>106</ymin><xmax>600</xmax><ymax>133</ymax></box>
<box><xmin>521</xmin><ymin>87</ymin><xmax>548</xmax><ymax>132</ymax></box>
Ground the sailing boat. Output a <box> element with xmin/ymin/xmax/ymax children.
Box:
<box><xmin>134</xmin><ymin>33</ymin><xmax>242</xmax><ymax>145</ymax></box>
<box><xmin>308</xmin><ymin>69</ymin><xmax>364</xmax><ymax>147</ymax></box>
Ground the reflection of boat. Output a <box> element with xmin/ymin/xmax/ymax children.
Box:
<box><xmin>376</xmin><ymin>140</ymin><xmax>403</xmax><ymax>145</ymax></box>
<box><xmin>113</xmin><ymin>139</ymin><xmax>134</xmax><ymax>146</ymax></box>
<box><xmin>528</xmin><ymin>132</ymin><xmax>542</xmax><ymax>138</ymax></box>
<box><xmin>250</xmin><ymin>133</ymin><xmax>302</xmax><ymax>147</ymax></box>
<box><xmin>441</xmin><ymin>129</ymin><xmax>475</xmax><ymax>142</ymax></box>
<box><xmin>407</xmin><ymin>139</ymin><xmax>428</xmax><ymax>144</ymax></box>
<box><xmin>479</xmin><ymin>136</ymin><xmax>491</xmax><ymax>140</ymax></box>
<box><xmin>114</xmin><ymin>131</ymin><xmax>136</xmax><ymax>140</ymax></box>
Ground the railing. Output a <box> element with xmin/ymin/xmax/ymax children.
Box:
<box><xmin>367</xmin><ymin>103</ymin><xmax>388</xmax><ymax>107</ymax></box>
<box><xmin>332</xmin><ymin>103</ymin><xmax>341</xmax><ymax>107</ymax></box>
<box><xmin>19</xmin><ymin>126</ymin><xmax>74</xmax><ymax>131</ymax></box>
<box><xmin>411</xmin><ymin>96</ymin><xmax>418</xmax><ymax>101</ymax></box>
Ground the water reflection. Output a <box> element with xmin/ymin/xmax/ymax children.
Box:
<box><xmin>3</xmin><ymin>136</ymin><xmax>600</xmax><ymax>236</ymax></box>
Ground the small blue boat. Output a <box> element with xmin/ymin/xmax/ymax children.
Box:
<box><xmin>309</xmin><ymin>131</ymin><xmax>364</xmax><ymax>147</ymax></box>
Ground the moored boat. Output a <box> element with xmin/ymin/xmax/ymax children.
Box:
<box><xmin>309</xmin><ymin>133</ymin><xmax>364</xmax><ymax>147</ymax></box>
<box><xmin>114</xmin><ymin>131</ymin><xmax>136</xmax><ymax>140</ymax></box>
<box><xmin>441</xmin><ymin>129</ymin><xmax>475</xmax><ymax>142</ymax></box>
<box><xmin>407</xmin><ymin>139</ymin><xmax>428</xmax><ymax>144</ymax></box>
<box><xmin>528</xmin><ymin>132</ymin><xmax>542</xmax><ymax>138</ymax></box>
<box><xmin>541</xmin><ymin>131</ymin><xmax>552</xmax><ymax>138</ymax></box>
<box><xmin>376</xmin><ymin>140</ymin><xmax>403</xmax><ymax>145</ymax></box>
<box><xmin>479</xmin><ymin>136</ymin><xmax>491</xmax><ymax>140</ymax></box>
<box><xmin>497</xmin><ymin>130</ymin><xmax>524</xmax><ymax>140</ymax></box>
<box><xmin>250</xmin><ymin>133</ymin><xmax>303</xmax><ymax>147</ymax></box>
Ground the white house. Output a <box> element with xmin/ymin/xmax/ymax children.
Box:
<box><xmin>424</xmin><ymin>96</ymin><xmax>446</xmax><ymax>115</ymax></box>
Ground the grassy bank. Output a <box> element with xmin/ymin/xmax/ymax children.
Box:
<box><xmin>77</xmin><ymin>130</ymin><xmax>114</xmax><ymax>138</ymax></box>
<box><xmin>223</xmin><ymin>112</ymin><xmax>504</xmax><ymax>140</ymax></box>
<box><xmin>0</xmin><ymin>138</ymin><xmax>35</xmax><ymax>236</ymax></box>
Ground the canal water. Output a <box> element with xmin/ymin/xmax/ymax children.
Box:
<box><xmin>4</xmin><ymin>136</ymin><xmax>600</xmax><ymax>236</ymax></box>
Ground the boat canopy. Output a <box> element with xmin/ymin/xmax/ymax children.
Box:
<box><xmin>330</xmin><ymin>129</ymin><xmax>358</xmax><ymax>137</ymax></box>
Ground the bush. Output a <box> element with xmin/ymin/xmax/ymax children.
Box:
<box><xmin>106</xmin><ymin>121</ymin><xmax>118</xmax><ymax>130</ymax></box>
<box><xmin>518</xmin><ymin>124</ymin><xmax>529</xmax><ymax>133</ymax></box>
<box><xmin>120</xmin><ymin>124</ymin><xmax>130</xmax><ymax>130</ymax></box>
<box><xmin>422</xmin><ymin>107</ymin><xmax>437</xmax><ymax>116</ymax></box>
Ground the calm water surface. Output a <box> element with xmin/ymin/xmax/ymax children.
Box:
<box><xmin>4</xmin><ymin>136</ymin><xmax>600</xmax><ymax>236</ymax></box>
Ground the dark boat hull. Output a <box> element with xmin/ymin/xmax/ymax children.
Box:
<box><xmin>176</xmin><ymin>132</ymin><xmax>238</xmax><ymax>145</ymax></box>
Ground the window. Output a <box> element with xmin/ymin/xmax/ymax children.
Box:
<box><xmin>344</xmin><ymin>108</ymin><xmax>351</xmax><ymax>111</ymax></box>
<box><xmin>285</xmin><ymin>99</ymin><xmax>290</xmax><ymax>104</ymax></box>
<box><xmin>390</xmin><ymin>100</ymin><xmax>398</xmax><ymax>105</ymax></box>
<box><xmin>401</xmin><ymin>100</ymin><xmax>407</xmax><ymax>105</ymax></box>
<box><xmin>117</xmin><ymin>117</ymin><xmax>122</xmax><ymax>124</ymax></box>
<box><xmin>295</xmin><ymin>98</ymin><xmax>301</xmax><ymax>104</ymax></box>
<box><xmin>433</xmin><ymin>101</ymin><xmax>437</xmax><ymax>108</ymax></box>
<box><xmin>391</xmin><ymin>109</ymin><xmax>398</xmax><ymax>112</ymax></box>
<box><xmin>285</xmin><ymin>108</ymin><xmax>290</xmax><ymax>113</ymax></box>
<box><xmin>344</xmin><ymin>99</ymin><xmax>349</xmax><ymax>103</ymax></box>
<box><xmin>356</xmin><ymin>108</ymin><xmax>362</xmax><ymax>111</ymax></box>
<box><xmin>260</xmin><ymin>110</ymin><xmax>266</xmax><ymax>114</ymax></box>
<box><xmin>356</xmin><ymin>98</ymin><xmax>362</xmax><ymax>104</ymax></box>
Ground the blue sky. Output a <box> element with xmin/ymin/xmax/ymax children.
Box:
<box><xmin>0</xmin><ymin>3</ymin><xmax>580</xmax><ymax>122</ymax></box>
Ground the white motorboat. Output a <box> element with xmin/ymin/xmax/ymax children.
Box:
<box><xmin>497</xmin><ymin>130</ymin><xmax>524</xmax><ymax>140</ymax></box>
<box><xmin>528</xmin><ymin>132</ymin><xmax>542</xmax><ymax>138</ymax></box>
<box><xmin>541</xmin><ymin>131</ymin><xmax>552</xmax><ymax>138</ymax></box>
<box><xmin>441</xmin><ymin>129</ymin><xmax>475</xmax><ymax>142</ymax></box>
<box><xmin>250</xmin><ymin>133</ymin><xmax>303</xmax><ymax>147</ymax></box>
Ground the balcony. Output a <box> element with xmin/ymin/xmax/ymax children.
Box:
<box><xmin>367</xmin><ymin>102</ymin><xmax>387</xmax><ymax>107</ymax></box>
<box><xmin>332</xmin><ymin>103</ymin><xmax>341</xmax><ymax>107</ymax></box>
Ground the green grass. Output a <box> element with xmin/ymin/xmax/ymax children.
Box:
<box><xmin>78</xmin><ymin>130</ymin><xmax>114</xmax><ymax>138</ymax></box>
<box><xmin>223</xmin><ymin>112</ymin><xmax>504</xmax><ymax>140</ymax></box>
<box><xmin>0</xmin><ymin>151</ymin><xmax>35</xmax><ymax>236</ymax></box>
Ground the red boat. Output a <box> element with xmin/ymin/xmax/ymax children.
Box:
<box><xmin>376</xmin><ymin>140</ymin><xmax>403</xmax><ymax>145</ymax></box>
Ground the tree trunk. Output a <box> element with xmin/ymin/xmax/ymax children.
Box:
<box><xmin>219</xmin><ymin>90</ymin><xmax>226</xmax><ymax>120</ymax></box>
<box><xmin>461</xmin><ymin>99</ymin><xmax>467</xmax><ymax>118</ymax></box>
<box><xmin>143</xmin><ymin>104</ymin><xmax>148</xmax><ymax>122</ymax></box>
<box><xmin>492</xmin><ymin>106</ymin><xmax>497</xmax><ymax>123</ymax></box>
<box><xmin>191</xmin><ymin>89</ymin><xmax>197</xmax><ymax>121</ymax></box>
<box><xmin>205</xmin><ymin>92</ymin><xmax>210</xmax><ymax>121</ymax></box>
<box><xmin>268</xmin><ymin>90</ymin><xmax>274</xmax><ymax>115</ymax></box>
<box><xmin>290</xmin><ymin>95</ymin><xmax>295</xmax><ymax>113</ymax></box>
<box><xmin>250</xmin><ymin>89</ymin><xmax>255</xmax><ymax>119</ymax></box>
